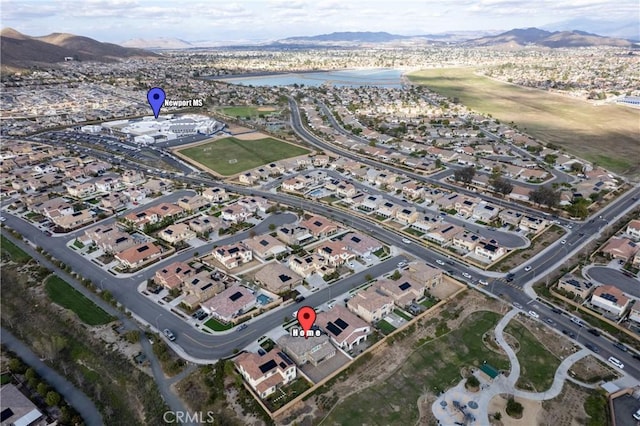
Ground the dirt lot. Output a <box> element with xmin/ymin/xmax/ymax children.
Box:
<box><xmin>512</xmin><ymin>313</ymin><xmax>578</xmax><ymax>359</ymax></box>
<box><xmin>569</xmin><ymin>355</ymin><xmax>620</xmax><ymax>384</ymax></box>
<box><xmin>226</xmin><ymin>124</ymin><xmax>254</xmax><ymax>134</ymax></box>
<box><xmin>234</xmin><ymin>131</ymin><xmax>274</xmax><ymax>141</ymax></box>
<box><xmin>277</xmin><ymin>289</ymin><xmax>508</xmax><ymax>425</ymax></box>
<box><xmin>540</xmin><ymin>381</ymin><xmax>594</xmax><ymax>426</ymax></box>
<box><xmin>431</xmin><ymin>276</ymin><xmax>466</xmax><ymax>300</ymax></box>
<box><xmin>489</xmin><ymin>394</ymin><xmax>543</xmax><ymax>426</ymax></box>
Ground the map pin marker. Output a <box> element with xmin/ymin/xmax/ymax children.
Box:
<box><xmin>297</xmin><ymin>306</ymin><xmax>316</xmax><ymax>339</ymax></box>
<box><xmin>147</xmin><ymin>87</ymin><xmax>166</xmax><ymax>119</ymax></box>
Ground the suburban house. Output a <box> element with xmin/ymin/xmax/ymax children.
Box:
<box><xmin>629</xmin><ymin>305</ymin><xmax>640</xmax><ymax>324</ymax></box>
<box><xmin>254</xmin><ymin>262</ymin><xmax>303</xmax><ymax>293</ymax></box>
<box><xmin>316</xmin><ymin>305</ymin><xmax>372</xmax><ymax>351</ymax></box>
<box><xmin>341</xmin><ymin>232</ymin><xmax>382</xmax><ymax>258</ymax></box>
<box><xmin>52</xmin><ymin>209</ymin><xmax>94</xmax><ymax>230</ymax></box>
<box><xmin>601</xmin><ymin>237</ymin><xmax>639</xmax><ymax>261</ymax></box>
<box><xmin>220</xmin><ymin>204</ymin><xmax>250</xmax><ymax>223</ymax></box>
<box><xmin>187</xmin><ymin>214</ymin><xmax>224</xmax><ymax>235</ymax></box>
<box><xmin>406</xmin><ymin>262</ymin><xmax>442</xmax><ymax>290</ymax></box>
<box><xmin>452</xmin><ymin>231</ymin><xmax>481</xmax><ymax>252</ymax></box>
<box><xmin>557</xmin><ymin>273</ymin><xmax>595</xmax><ymax>299</ymax></box>
<box><xmin>234</xmin><ymin>348</ymin><xmax>297</xmax><ymax>399</ymax></box>
<box><xmin>472</xmin><ymin>202</ymin><xmax>501</xmax><ymax>222</ymax></box>
<box><xmin>316</xmin><ymin>241</ymin><xmax>355</xmax><ymax>266</ymax></box>
<box><xmin>498</xmin><ymin>209</ymin><xmax>523</xmax><ymax>227</ymax></box>
<box><xmin>177</xmin><ymin>194</ymin><xmax>210</xmax><ymax>212</ymax></box>
<box><xmin>520</xmin><ymin>216</ymin><xmax>547</xmax><ymax>232</ymax></box>
<box><xmin>377</xmin><ymin>201</ymin><xmax>398</xmax><ymax>219</ymax></box>
<box><xmin>212</xmin><ymin>242</ymin><xmax>253</xmax><ymax>269</ymax></box>
<box><xmin>157</xmin><ymin>223</ymin><xmax>196</xmax><ymax>244</ymax></box>
<box><xmin>287</xmin><ymin>254</ymin><xmax>333</xmax><ymax>278</ymax></box>
<box><xmin>277</xmin><ymin>334</ymin><xmax>336</xmax><ymax>367</ymax></box>
<box><xmin>347</xmin><ymin>286</ymin><xmax>394</xmax><ymax>323</ymax></box>
<box><xmin>626</xmin><ymin>219</ymin><xmax>640</xmax><ymax>241</ymax></box>
<box><xmin>154</xmin><ymin>261</ymin><xmax>194</xmax><ymax>290</ymax></box>
<box><xmin>425</xmin><ymin>224</ymin><xmax>464</xmax><ymax>245</ymax></box>
<box><xmin>243</xmin><ymin>234</ymin><xmax>288</xmax><ymax>260</ymax></box>
<box><xmin>0</xmin><ymin>384</ymin><xmax>45</xmax><ymax>426</ymax></box>
<box><xmin>182</xmin><ymin>271</ymin><xmax>225</xmax><ymax>305</ymax></box>
<box><xmin>276</xmin><ymin>225</ymin><xmax>313</xmax><ymax>246</ymax></box>
<box><xmin>84</xmin><ymin>225</ymin><xmax>137</xmax><ymax>254</ymax></box>
<box><xmin>300</xmin><ymin>215</ymin><xmax>339</xmax><ymax>238</ymax></box>
<box><xmin>475</xmin><ymin>239</ymin><xmax>507</xmax><ymax>262</ymax></box>
<box><xmin>201</xmin><ymin>187</ymin><xmax>229</xmax><ymax>203</ymax></box>
<box><xmin>395</xmin><ymin>207</ymin><xmax>419</xmax><ymax>224</ymax></box>
<box><xmin>375</xmin><ymin>276</ymin><xmax>426</xmax><ymax>307</ymax></box>
<box><xmin>201</xmin><ymin>284</ymin><xmax>257</xmax><ymax>323</ymax></box>
<box><xmin>115</xmin><ymin>242</ymin><xmax>163</xmax><ymax>269</ymax></box>
<box><xmin>590</xmin><ymin>285</ymin><xmax>631</xmax><ymax>317</ymax></box>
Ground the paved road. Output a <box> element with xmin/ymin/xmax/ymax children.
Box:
<box><xmin>1</xmin><ymin>328</ymin><xmax>103</xmax><ymax>426</ymax></box>
<box><xmin>308</xmin><ymin>99</ymin><xmax>574</xmax><ymax>222</ymax></box>
<box><xmin>264</xmin><ymin>169</ymin><xmax>527</xmax><ymax>248</ymax></box>
<box><xmin>585</xmin><ymin>265</ymin><xmax>640</xmax><ymax>299</ymax></box>
<box><xmin>1</xmin><ymin>233</ymin><xmax>198</xmax><ymax>425</ymax></box>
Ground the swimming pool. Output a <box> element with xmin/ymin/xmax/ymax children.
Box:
<box><xmin>257</xmin><ymin>294</ymin><xmax>272</xmax><ymax>305</ymax></box>
<box><xmin>307</xmin><ymin>188</ymin><xmax>328</xmax><ymax>198</ymax></box>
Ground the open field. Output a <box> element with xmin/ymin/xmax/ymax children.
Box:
<box><xmin>45</xmin><ymin>276</ymin><xmax>115</xmax><ymax>326</ymax></box>
<box><xmin>177</xmin><ymin>136</ymin><xmax>310</xmax><ymax>176</ymax></box>
<box><xmin>1</xmin><ymin>235</ymin><xmax>31</xmax><ymax>263</ymax></box>
<box><xmin>218</xmin><ymin>105</ymin><xmax>279</xmax><ymax>118</ymax></box>
<box><xmin>505</xmin><ymin>319</ymin><xmax>560</xmax><ymax>392</ymax></box>
<box><xmin>323</xmin><ymin>311</ymin><xmax>510</xmax><ymax>425</ymax></box>
<box><xmin>408</xmin><ymin>68</ymin><xmax>640</xmax><ymax>177</ymax></box>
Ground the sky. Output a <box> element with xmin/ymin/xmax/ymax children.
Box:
<box><xmin>1</xmin><ymin>0</ymin><xmax>638</xmax><ymax>42</ymax></box>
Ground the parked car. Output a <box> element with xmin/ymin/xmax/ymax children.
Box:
<box><xmin>587</xmin><ymin>328</ymin><xmax>600</xmax><ymax>337</ymax></box>
<box><xmin>613</xmin><ymin>342</ymin><xmax>628</xmax><ymax>352</ymax></box>
<box><xmin>236</xmin><ymin>323</ymin><xmax>248</xmax><ymax>332</ymax></box>
<box><xmin>524</xmin><ymin>265</ymin><xmax>532</xmax><ymax>272</ymax></box>
<box><xmin>585</xmin><ymin>343</ymin><xmax>599</xmax><ymax>353</ymax></box>
<box><xmin>295</xmin><ymin>295</ymin><xmax>306</xmax><ymax>303</ymax></box>
<box><xmin>163</xmin><ymin>329</ymin><xmax>176</xmax><ymax>341</ymax></box>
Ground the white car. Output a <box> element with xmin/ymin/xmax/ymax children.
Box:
<box><xmin>402</xmin><ymin>238</ymin><xmax>411</xmax><ymax>244</ymax></box>
<box><xmin>478</xmin><ymin>279</ymin><xmax>489</xmax><ymax>286</ymax></box>
<box><xmin>462</xmin><ymin>272</ymin><xmax>472</xmax><ymax>279</ymax></box>
<box><xmin>0</xmin><ymin>216</ymin><xmax>5</xmax><ymax>222</ymax></box>
<box><xmin>528</xmin><ymin>310</ymin><xmax>540</xmax><ymax>319</ymax></box>
<box><xmin>608</xmin><ymin>356</ymin><xmax>624</xmax><ymax>369</ymax></box>
<box><xmin>524</xmin><ymin>266</ymin><xmax>532</xmax><ymax>272</ymax></box>
<box><xmin>436</xmin><ymin>259</ymin><xmax>445</xmax><ymax>266</ymax></box>
<box><xmin>397</xmin><ymin>261</ymin><xmax>407</xmax><ymax>268</ymax></box>
<box><xmin>162</xmin><ymin>329</ymin><xmax>176</xmax><ymax>341</ymax></box>
<box><xmin>513</xmin><ymin>302</ymin><xmax>523</xmax><ymax>310</ymax></box>
<box><xmin>560</xmin><ymin>240</ymin><xmax>567</xmax><ymax>245</ymax></box>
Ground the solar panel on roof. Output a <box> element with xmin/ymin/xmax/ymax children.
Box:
<box><xmin>259</xmin><ymin>240</ymin><xmax>269</xmax><ymax>246</ymax></box>
<box><xmin>258</xmin><ymin>359</ymin><xmax>277</xmax><ymax>374</ymax></box>
<box><xmin>335</xmin><ymin>318</ymin><xmax>348</xmax><ymax>329</ymax></box>
<box><xmin>229</xmin><ymin>291</ymin><xmax>243</xmax><ymax>302</ymax></box>
<box><xmin>326</xmin><ymin>322</ymin><xmax>342</xmax><ymax>336</ymax></box>
<box><xmin>351</xmin><ymin>236</ymin><xmax>361</xmax><ymax>243</ymax></box>
<box><xmin>278</xmin><ymin>274</ymin><xmax>291</xmax><ymax>282</ymax></box>
<box><xmin>399</xmin><ymin>282</ymin><xmax>411</xmax><ymax>291</ymax></box>
<box><xmin>278</xmin><ymin>351</ymin><xmax>294</xmax><ymax>365</ymax></box>
<box><xmin>136</xmin><ymin>245</ymin><xmax>149</xmax><ymax>252</ymax></box>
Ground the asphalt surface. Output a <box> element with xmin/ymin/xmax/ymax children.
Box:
<box><xmin>1</xmin><ymin>328</ymin><xmax>103</xmax><ymax>426</ymax></box>
<box><xmin>587</xmin><ymin>266</ymin><xmax>640</xmax><ymax>299</ymax></box>
<box><xmin>264</xmin><ymin>168</ymin><xmax>528</xmax><ymax>248</ymax></box>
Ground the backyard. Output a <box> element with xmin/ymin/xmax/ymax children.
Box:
<box><xmin>177</xmin><ymin>136</ymin><xmax>310</xmax><ymax>176</ymax></box>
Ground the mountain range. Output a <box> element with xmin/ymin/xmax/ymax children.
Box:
<box><xmin>0</xmin><ymin>28</ymin><xmax>157</xmax><ymax>72</ymax></box>
<box><xmin>466</xmin><ymin>28</ymin><xmax>635</xmax><ymax>48</ymax></box>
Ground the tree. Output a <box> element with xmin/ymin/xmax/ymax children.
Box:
<box><xmin>8</xmin><ymin>358</ymin><xmax>26</xmax><ymax>374</ymax></box>
<box><xmin>435</xmin><ymin>158</ymin><xmax>442</xmax><ymax>169</ymax></box>
<box><xmin>37</xmin><ymin>382</ymin><xmax>49</xmax><ymax>396</ymax></box>
<box><xmin>465</xmin><ymin>375</ymin><xmax>480</xmax><ymax>390</ymax></box>
<box><xmin>570</xmin><ymin>162</ymin><xmax>583</xmax><ymax>173</ymax></box>
<box><xmin>453</xmin><ymin>166</ymin><xmax>476</xmax><ymax>184</ymax></box>
<box><xmin>491</xmin><ymin>177</ymin><xmax>514</xmax><ymax>196</ymax></box>
<box><xmin>506</xmin><ymin>397</ymin><xmax>524</xmax><ymax>417</ymax></box>
<box><xmin>268</xmin><ymin>223</ymin><xmax>276</xmax><ymax>231</ymax></box>
<box><xmin>45</xmin><ymin>391</ymin><xmax>61</xmax><ymax>407</ymax></box>
<box><xmin>529</xmin><ymin>185</ymin><xmax>560</xmax><ymax>208</ymax></box>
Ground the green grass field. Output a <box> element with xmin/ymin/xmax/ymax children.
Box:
<box><xmin>408</xmin><ymin>68</ymin><xmax>640</xmax><ymax>177</ymax></box>
<box><xmin>218</xmin><ymin>105</ymin><xmax>278</xmax><ymax>118</ymax></box>
<box><xmin>1</xmin><ymin>235</ymin><xmax>31</xmax><ymax>263</ymax></box>
<box><xmin>204</xmin><ymin>317</ymin><xmax>233</xmax><ymax>331</ymax></box>
<box><xmin>324</xmin><ymin>311</ymin><xmax>510</xmax><ymax>425</ymax></box>
<box><xmin>505</xmin><ymin>320</ymin><xmax>561</xmax><ymax>391</ymax></box>
<box><xmin>45</xmin><ymin>276</ymin><xmax>115</xmax><ymax>326</ymax></box>
<box><xmin>178</xmin><ymin>136</ymin><xmax>310</xmax><ymax>176</ymax></box>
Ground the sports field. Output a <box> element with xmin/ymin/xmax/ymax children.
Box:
<box><xmin>177</xmin><ymin>136</ymin><xmax>310</xmax><ymax>176</ymax></box>
<box><xmin>408</xmin><ymin>68</ymin><xmax>640</xmax><ymax>177</ymax></box>
<box><xmin>218</xmin><ymin>105</ymin><xmax>278</xmax><ymax>118</ymax></box>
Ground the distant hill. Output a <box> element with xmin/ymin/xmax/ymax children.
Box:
<box><xmin>467</xmin><ymin>27</ymin><xmax>634</xmax><ymax>48</ymax></box>
<box><xmin>542</xmin><ymin>18</ymin><xmax>640</xmax><ymax>42</ymax></box>
<box><xmin>121</xmin><ymin>37</ymin><xmax>194</xmax><ymax>49</ymax></box>
<box><xmin>0</xmin><ymin>28</ymin><xmax>158</xmax><ymax>71</ymax></box>
<box><xmin>281</xmin><ymin>31</ymin><xmax>411</xmax><ymax>43</ymax></box>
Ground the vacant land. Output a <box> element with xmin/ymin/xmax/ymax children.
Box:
<box><xmin>1</xmin><ymin>235</ymin><xmax>31</xmax><ymax>263</ymax></box>
<box><xmin>323</xmin><ymin>311</ymin><xmax>509</xmax><ymax>425</ymax></box>
<box><xmin>177</xmin><ymin>136</ymin><xmax>310</xmax><ymax>176</ymax></box>
<box><xmin>45</xmin><ymin>276</ymin><xmax>114</xmax><ymax>326</ymax></box>
<box><xmin>408</xmin><ymin>68</ymin><xmax>640</xmax><ymax>176</ymax></box>
<box><xmin>218</xmin><ymin>105</ymin><xmax>278</xmax><ymax>118</ymax></box>
<box><xmin>505</xmin><ymin>319</ymin><xmax>560</xmax><ymax>392</ymax></box>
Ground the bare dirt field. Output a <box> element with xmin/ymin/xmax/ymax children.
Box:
<box><xmin>408</xmin><ymin>68</ymin><xmax>640</xmax><ymax>177</ymax></box>
<box><xmin>569</xmin><ymin>355</ymin><xmax>621</xmax><ymax>384</ymax></box>
<box><xmin>488</xmin><ymin>394</ymin><xmax>543</xmax><ymax>426</ymax></box>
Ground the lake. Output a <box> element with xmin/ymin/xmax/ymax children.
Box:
<box><xmin>209</xmin><ymin>68</ymin><xmax>404</xmax><ymax>88</ymax></box>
